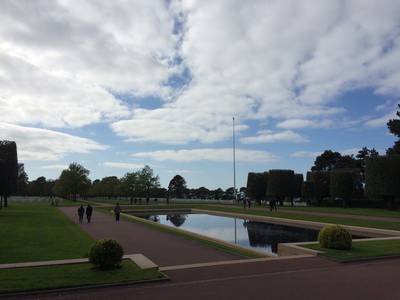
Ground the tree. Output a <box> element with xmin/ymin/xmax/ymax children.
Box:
<box><xmin>387</xmin><ymin>104</ymin><xmax>400</xmax><ymax>155</ymax></box>
<box><xmin>312</xmin><ymin>150</ymin><xmax>359</xmax><ymax>171</ymax></box>
<box><xmin>293</xmin><ymin>173</ymin><xmax>304</xmax><ymax>200</ymax></box>
<box><xmin>16</xmin><ymin>163</ymin><xmax>28</xmax><ymax>196</ymax></box>
<box><xmin>168</xmin><ymin>175</ymin><xmax>186</xmax><ymax>198</ymax></box>
<box><xmin>307</xmin><ymin>171</ymin><xmax>330</xmax><ymax>206</ymax></box>
<box><xmin>266</xmin><ymin>170</ymin><xmax>295</xmax><ymax>206</ymax></box>
<box><xmin>28</xmin><ymin>176</ymin><xmax>47</xmax><ymax>196</ymax></box>
<box><xmin>365</xmin><ymin>155</ymin><xmax>400</xmax><ymax>210</ymax></box>
<box><xmin>138</xmin><ymin>165</ymin><xmax>160</xmax><ymax>199</ymax></box>
<box><xmin>246</xmin><ymin>172</ymin><xmax>268</xmax><ymax>204</ymax></box>
<box><xmin>53</xmin><ymin>163</ymin><xmax>91</xmax><ymax>200</ymax></box>
<box><xmin>213</xmin><ymin>188</ymin><xmax>224</xmax><ymax>200</ymax></box>
<box><xmin>330</xmin><ymin>170</ymin><xmax>356</xmax><ymax>208</ymax></box>
<box><xmin>0</xmin><ymin>141</ymin><xmax>18</xmax><ymax>207</ymax></box>
<box><xmin>100</xmin><ymin>176</ymin><xmax>121</xmax><ymax>198</ymax></box>
<box><xmin>120</xmin><ymin>171</ymin><xmax>140</xmax><ymax>198</ymax></box>
<box><xmin>301</xmin><ymin>181</ymin><xmax>314</xmax><ymax>205</ymax></box>
<box><xmin>356</xmin><ymin>147</ymin><xmax>379</xmax><ymax>181</ymax></box>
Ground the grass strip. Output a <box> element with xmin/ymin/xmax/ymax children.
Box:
<box><xmin>282</xmin><ymin>206</ymin><xmax>400</xmax><ymax>218</ymax></box>
<box><xmin>303</xmin><ymin>239</ymin><xmax>400</xmax><ymax>262</ymax></box>
<box><xmin>0</xmin><ymin>203</ymin><xmax>94</xmax><ymax>264</ymax></box>
<box><xmin>0</xmin><ymin>260</ymin><xmax>165</xmax><ymax>293</ymax></box>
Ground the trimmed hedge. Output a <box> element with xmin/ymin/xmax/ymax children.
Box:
<box><xmin>318</xmin><ymin>225</ymin><xmax>352</xmax><ymax>250</ymax></box>
<box><xmin>266</xmin><ymin>170</ymin><xmax>295</xmax><ymax>205</ymax></box>
<box><xmin>365</xmin><ymin>155</ymin><xmax>400</xmax><ymax>209</ymax></box>
<box><xmin>307</xmin><ymin>171</ymin><xmax>330</xmax><ymax>205</ymax></box>
<box><xmin>301</xmin><ymin>181</ymin><xmax>314</xmax><ymax>204</ymax></box>
<box><xmin>246</xmin><ymin>172</ymin><xmax>268</xmax><ymax>202</ymax></box>
<box><xmin>330</xmin><ymin>170</ymin><xmax>356</xmax><ymax>207</ymax></box>
<box><xmin>294</xmin><ymin>173</ymin><xmax>304</xmax><ymax>198</ymax></box>
<box><xmin>89</xmin><ymin>239</ymin><xmax>124</xmax><ymax>270</ymax></box>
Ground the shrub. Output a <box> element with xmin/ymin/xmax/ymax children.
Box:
<box><xmin>307</xmin><ymin>171</ymin><xmax>330</xmax><ymax>205</ymax></box>
<box><xmin>318</xmin><ymin>225</ymin><xmax>352</xmax><ymax>250</ymax></box>
<box><xmin>246</xmin><ymin>172</ymin><xmax>268</xmax><ymax>203</ymax></box>
<box><xmin>89</xmin><ymin>239</ymin><xmax>124</xmax><ymax>270</ymax></box>
<box><xmin>330</xmin><ymin>170</ymin><xmax>358</xmax><ymax>208</ymax></box>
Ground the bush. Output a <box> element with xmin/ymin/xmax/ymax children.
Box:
<box><xmin>307</xmin><ymin>171</ymin><xmax>330</xmax><ymax>205</ymax></box>
<box><xmin>318</xmin><ymin>225</ymin><xmax>352</xmax><ymax>250</ymax></box>
<box><xmin>246</xmin><ymin>172</ymin><xmax>268</xmax><ymax>203</ymax></box>
<box><xmin>89</xmin><ymin>239</ymin><xmax>124</xmax><ymax>270</ymax></box>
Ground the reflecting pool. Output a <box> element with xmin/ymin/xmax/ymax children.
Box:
<box><xmin>133</xmin><ymin>213</ymin><xmax>321</xmax><ymax>255</ymax></box>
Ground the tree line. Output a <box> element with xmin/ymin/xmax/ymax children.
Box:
<box><xmin>246</xmin><ymin>104</ymin><xmax>400</xmax><ymax>209</ymax></box>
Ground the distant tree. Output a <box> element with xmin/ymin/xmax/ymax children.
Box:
<box><xmin>247</xmin><ymin>172</ymin><xmax>268</xmax><ymax>204</ymax></box>
<box><xmin>168</xmin><ymin>175</ymin><xmax>186</xmax><ymax>198</ymax></box>
<box><xmin>356</xmin><ymin>147</ymin><xmax>379</xmax><ymax>181</ymax></box>
<box><xmin>195</xmin><ymin>187</ymin><xmax>210</xmax><ymax>199</ymax></box>
<box><xmin>138</xmin><ymin>165</ymin><xmax>160</xmax><ymax>199</ymax></box>
<box><xmin>330</xmin><ymin>170</ymin><xmax>357</xmax><ymax>208</ymax></box>
<box><xmin>0</xmin><ymin>141</ymin><xmax>18</xmax><ymax>207</ymax></box>
<box><xmin>293</xmin><ymin>173</ymin><xmax>304</xmax><ymax>200</ymax></box>
<box><xmin>28</xmin><ymin>176</ymin><xmax>47</xmax><ymax>196</ymax></box>
<box><xmin>365</xmin><ymin>155</ymin><xmax>400</xmax><ymax>210</ymax></box>
<box><xmin>100</xmin><ymin>176</ymin><xmax>121</xmax><ymax>198</ymax></box>
<box><xmin>16</xmin><ymin>163</ymin><xmax>28</xmax><ymax>196</ymax></box>
<box><xmin>312</xmin><ymin>150</ymin><xmax>359</xmax><ymax>171</ymax></box>
<box><xmin>213</xmin><ymin>188</ymin><xmax>224</xmax><ymax>200</ymax></box>
<box><xmin>387</xmin><ymin>104</ymin><xmax>400</xmax><ymax>155</ymax></box>
<box><xmin>120</xmin><ymin>172</ymin><xmax>140</xmax><ymax>198</ymax></box>
<box><xmin>307</xmin><ymin>171</ymin><xmax>330</xmax><ymax>206</ymax></box>
<box><xmin>53</xmin><ymin>163</ymin><xmax>91</xmax><ymax>200</ymax></box>
<box><xmin>301</xmin><ymin>181</ymin><xmax>314</xmax><ymax>205</ymax></box>
<box><xmin>266</xmin><ymin>170</ymin><xmax>295</xmax><ymax>206</ymax></box>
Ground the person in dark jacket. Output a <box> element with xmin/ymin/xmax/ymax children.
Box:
<box><xmin>114</xmin><ymin>203</ymin><xmax>121</xmax><ymax>222</ymax></box>
<box><xmin>77</xmin><ymin>205</ymin><xmax>84</xmax><ymax>224</ymax></box>
<box><xmin>86</xmin><ymin>204</ymin><xmax>93</xmax><ymax>223</ymax></box>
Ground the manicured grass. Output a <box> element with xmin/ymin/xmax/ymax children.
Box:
<box><xmin>282</xmin><ymin>206</ymin><xmax>400</xmax><ymax>218</ymax></box>
<box><xmin>0</xmin><ymin>203</ymin><xmax>94</xmax><ymax>263</ymax></box>
<box><xmin>0</xmin><ymin>260</ymin><xmax>165</xmax><ymax>293</ymax></box>
<box><xmin>119</xmin><ymin>204</ymin><xmax>400</xmax><ymax>231</ymax></box>
<box><xmin>304</xmin><ymin>239</ymin><xmax>400</xmax><ymax>262</ymax></box>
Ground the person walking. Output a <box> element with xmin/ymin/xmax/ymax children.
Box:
<box><xmin>77</xmin><ymin>205</ymin><xmax>84</xmax><ymax>224</ymax></box>
<box><xmin>114</xmin><ymin>203</ymin><xmax>121</xmax><ymax>222</ymax></box>
<box><xmin>86</xmin><ymin>204</ymin><xmax>93</xmax><ymax>223</ymax></box>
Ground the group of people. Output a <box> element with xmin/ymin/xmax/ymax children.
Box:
<box><xmin>77</xmin><ymin>204</ymin><xmax>93</xmax><ymax>224</ymax></box>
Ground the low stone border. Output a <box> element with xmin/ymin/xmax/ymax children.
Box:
<box><xmin>0</xmin><ymin>254</ymin><xmax>158</xmax><ymax>270</ymax></box>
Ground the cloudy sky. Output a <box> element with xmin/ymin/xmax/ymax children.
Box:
<box><xmin>1</xmin><ymin>0</ymin><xmax>399</xmax><ymax>189</ymax></box>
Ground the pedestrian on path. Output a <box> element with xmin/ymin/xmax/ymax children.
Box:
<box><xmin>77</xmin><ymin>205</ymin><xmax>84</xmax><ymax>224</ymax></box>
<box><xmin>114</xmin><ymin>203</ymin><xmax>121</xmax><ymax>222</ymax></box>
<box><xmin>86</xmin><ymin>204</ymin><xmax>93</xmax><ymax>223</ymax></box>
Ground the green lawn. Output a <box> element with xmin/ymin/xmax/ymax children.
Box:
<box><xmin>0</xmin><ymin>203</ymin><xmax>94</xmax><ymax>263</ymax></box>
<box><xmin>282</xmin><ymin>206</ymin><xmax>400</xmax><ymax>218</ymax></box>
<box><xmin>0</xmin><ymin>260</ymin><xmax>165</xmax><ymax>293</ymax></box>
<box><xmin>304</xmin><ymin>239</ymin><xmax>400</xmax><ymax>262</ymax></box>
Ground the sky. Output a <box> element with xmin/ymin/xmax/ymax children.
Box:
<box><xmin>1</xmin><ymin>0</ymin><xmax>399</xmax><ymax>189</ymax></box>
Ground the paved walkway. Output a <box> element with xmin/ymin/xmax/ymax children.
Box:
<box><xmin>11</xmin><ymin>257</ymin><xmax>400</xmax><ymax>300</ymax></box>
<box><xmin>59</xmin><ymin>207</ymin><xmax>241</xmax><ymax>267</ymax></box>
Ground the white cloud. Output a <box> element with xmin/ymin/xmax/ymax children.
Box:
<box><xmin>40</xmin><ymin>165</ymin><xmax>69</xmax><ymax>170</ymax></box>
<box><xmin>103</xmin><ymin>162</ymin><xmax>145</xmax><ymax>169</ymax></box>
<box><xmin>132</xmin><ymin>148</ymin><xmax>278</xmax><ymax>163</ymax></box>
<box><xmin>290</xmin><ymin>151</ymin><xmax>322</xmax><ymax>158</ymax></box>
<box><xmin>240</xmin><ymin>130</ymin><xmax>308</xmax><ymax>144</ymax></box>
<box><xmin>0</xmin><ymin>123</ymin><xmax>108</xmax><ymax>161</ymax></box>
<box><xmin>277</xmin><ymin>119</ymin><xmax>333</xmax><ymax>129</ymax></box>
<box><xmin>0</xmin><ymin>0</ymin><xmax>178</xmax><ymax>128</ymax></box>
<box><xmin>365</xmin><ymin>110</ymin><xmax>397</xmax><ymax>128</ymax></box>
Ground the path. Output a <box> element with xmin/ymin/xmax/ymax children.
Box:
<box><xmin>11</xmin><ymin>257</ymin><xmax>400</xmax><ymax>300</ymax></box>
<box><xmin>59</xmin><ymin>207</ymin><xmax>241</xmax><ymax>267</ymax></box>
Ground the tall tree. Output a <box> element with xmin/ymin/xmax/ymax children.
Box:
<box><xmin>138</xmin><ymin>165</ymin><xmax>160</xmax><ymax>199</ymax></box>
<box><xmin>356</xmin><ymin>147</ymin><xmax>379</xmax><ymax>181</ymax></box>
<box><xmin>0</xmin><ymin>141</ymin><xmax>18</xmax><ymax>207</ymax></box>
<box><xmin>312</xmin><ymin>150</ymin><xmax>359</xmax><ymax>171</ymax></box>
<box><xmin>53</xmin><ymin>163</ymin><xmax>91</xmax><ymax>200</ymax></box>
<box><xmin>387</xmin><ymin>104</ymin><xmax>400</xmax><ymax>155</ymax></box>
<box><xmin>168</xmin><ymin>175</ymin><xmax>186</xmax><ymax>198</ymax></box>
<box><xmin>16</xmin><ymin>163</ymin><xmax>28</xmax><ymax>196</ymax></box>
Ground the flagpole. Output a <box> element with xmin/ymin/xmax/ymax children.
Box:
<box><xmin>233</xmin><ymin>116</ymin><xmax>237</xmax><ymax>202</ymax></box>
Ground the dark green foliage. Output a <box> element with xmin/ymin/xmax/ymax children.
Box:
<box><xmin>294</xmin><ymin>173</ymin><xmax>303</xmax><ymax>198</ymax></box>
<box><xmin>168</xmin><ymin>175</ymin><xmax>187</xmax><ymax>198</ymax></box>
<box><xmin>89</xmin><ymin>239</ymin><xmax>124</xmax><ymax>270</ymax></box>
<box><xmin>0</xmin><ymin>140</ymin><xmax>18</xmax><ymax>207</ymax></box>
<box><xmin>307</xmin><ymin>171</ymin><xmax>330</xmax><ymax>205</ymax></box>
<box><xmin>318</xmin><ymin>225</ymin><xmax>352</xmax><ymax>250</ymax></box>
<box><xmin>16</xmin><ymin>163</ymin><xmax>28</xmax><ymax>196</ymax></box>
<box><xmin>53</xmin><ymin>163</ymin><xmax>91</xmax><ymax>200</ymax></box>
<box><xmin>365</xmin><ymin>155</ymin><xmax>400</xmax><ymax>209</ymax></box>
<box><xmin>386</xmin><ymin>104</ymin><xmax>400</xmax><ymax>155</ymax></box>
<box><xmin>246</xmin><ymin>172</ymin><xmax>268</xmax><ymax>203</ymax></box>
<box><xmin>312</xmin><ymin>150</ymin><xmax>360</xmax><ymax>171</ymax></box>
<box><xmin>330</xmin><ymin>170</ymin><xmax>356</xmax><ymax>207</ymax></box>
<box><xmin>266</xmin><ymin>170</ymin><xmax>295</xmax><ymax>205</ymax></box>
<box><xmin>301</xmin><ymin>181</ymin><xmax>314</xmax><ymax>202</ymax></box>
